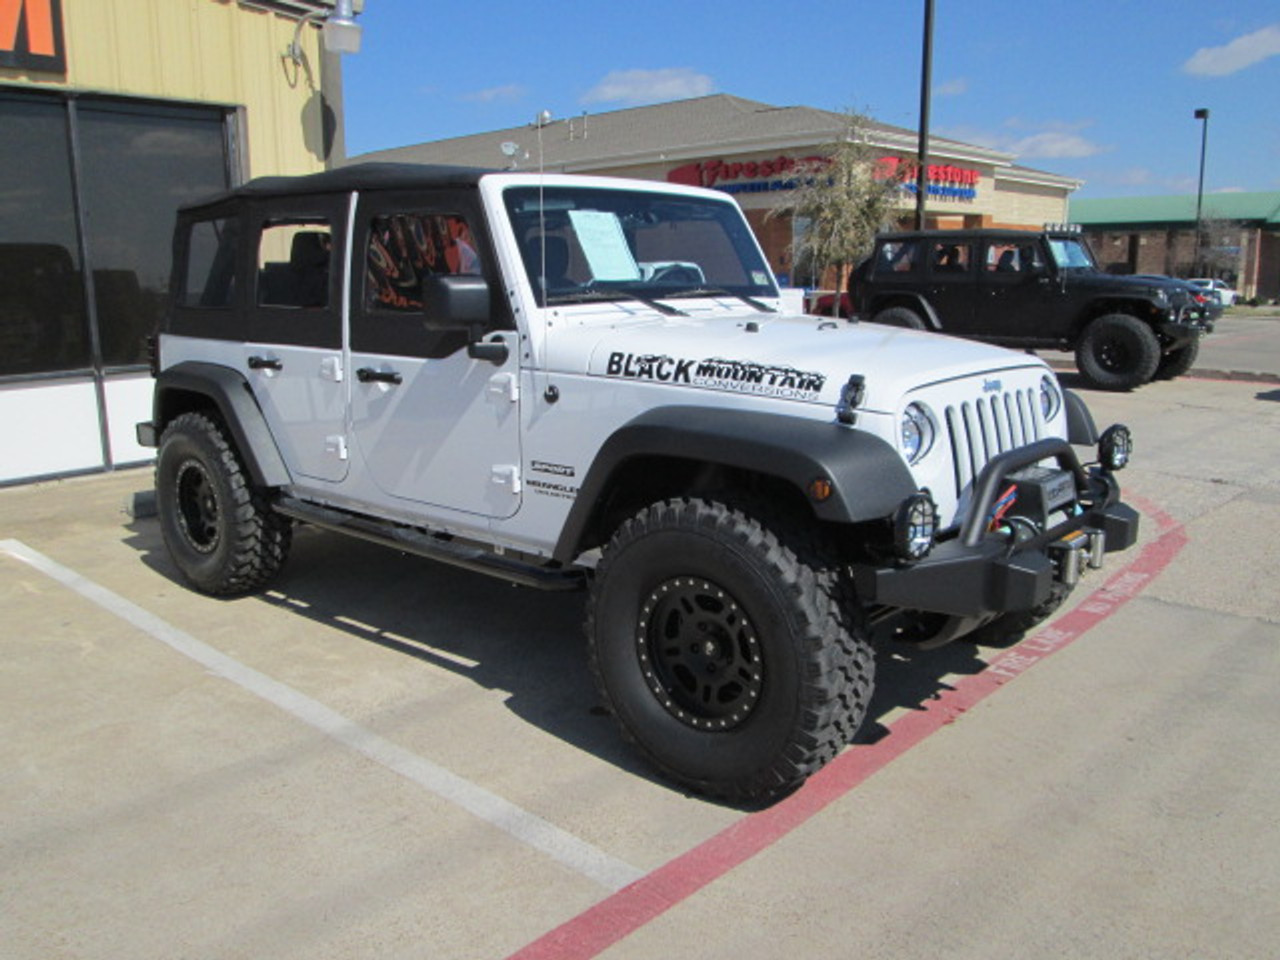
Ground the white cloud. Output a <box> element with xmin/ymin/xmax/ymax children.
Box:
<box><xmin>935</xmin><ymin>77</ymin><xmax>968</xmax><ymax>97</ymax></box>
<box><xmin>461</xmin><ymin>84</ymin><xmax>525</xmax><ymax>103</ymax></box>
<box><xmin>1183</xmin><ymin>23</ymin><xmax>1280</xmax><ymax>76</ymax></box>
<box><xmin>938</xmin><ymin>120</ymin><xmax>1108</xmax><ymax>160</ymax></box>
<box><xmin>581</xmin><ymin>68</ymin><xmax>714</xmax><ymax>105</ymax></box>
<box><xmin>1007</xmin><ymin>130</ymin><xmax>1106</xmax><ymax>159</ymax></box>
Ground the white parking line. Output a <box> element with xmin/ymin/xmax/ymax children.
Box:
<box><xmin>1</xmin><ymin>538</ymin><xmax>644</xmax><ymax>892</ymax></box>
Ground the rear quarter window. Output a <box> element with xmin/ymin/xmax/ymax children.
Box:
<box><xmin>181</xmin><ymin>217</ymin><xmax>238</xmax><ymax>309</ymax></box>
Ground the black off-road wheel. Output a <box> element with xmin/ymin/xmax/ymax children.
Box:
<box><xmin>871</xmin><ymin>306</ymin><xmax>927</xmax><ymax>330</ymax></box>
<box><xmin>1153</xmin><ymin>338</ymin><xmax>1200</xmax><ymax>381</ymax></box>
<box><xmin>1075</xmin><ymin>314</ymin><xmax>1161</xmax><ymax>391</ymax></box>
<box><xmin>155</xmin><ymin>412</ymin><xmax>292</xmax><ymax>596</ymax></box>
<box><xmin>586</xmin><ymin>498</ymin><xmax>874</xmax><ymax>803</ymax></box>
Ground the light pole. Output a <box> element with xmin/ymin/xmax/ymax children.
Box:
<box><xmin>1192</xmin><ymin>107</ymin><xmax>1209</xmax><ymax>275</ymax></box>
<box><xmin>914</xmin><ymin>0</ymin><xmax>934</xmax><ymax>230</ymax></box>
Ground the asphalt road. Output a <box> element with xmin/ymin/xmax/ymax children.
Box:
<box><xmin>1194</xmin><ymin>311</ymin><xmax>1280</xmax><ymax>380</ymax></box>
<box><xmin>2</xmin><ymin>366</ymin><xmax>1278</xmax><ymax>959</ymax></box>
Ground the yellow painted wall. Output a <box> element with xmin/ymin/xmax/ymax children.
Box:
<box><xmin>0</xmin><ymin>0</ymin><xmax>328</xmax><ymax>179</ymax></box>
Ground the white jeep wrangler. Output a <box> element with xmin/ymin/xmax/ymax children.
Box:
<box><xmin>138</xmin><ymin>164</ymin><xmax>1139</xmax><ymax>802</ymax></box>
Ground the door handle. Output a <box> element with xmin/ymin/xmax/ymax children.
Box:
<box><xmin>248</xmin><ymin>355</ymin><xmax>282</xmax><ymax>371</ymax></box>
<box><xmin>356</xmin><ymin>367</ymin><xmax>403</xmax><ymax>385</ymax></box>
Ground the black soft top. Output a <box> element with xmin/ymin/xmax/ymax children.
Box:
<box><xmin>180</xmin><ymin>162</ymin><xmax>497</xmax><ymax>213</ymax></box>
<box><xmin>874</xmin><ymin>228</ymin><xmax>1079</xmax><ymax>243</ymax></box>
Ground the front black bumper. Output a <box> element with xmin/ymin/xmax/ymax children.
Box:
<box><xmin>1159</xmin><ymin>310</ymin><xmax>1215</xmax><ymax>345</ymax></box>
<box><xmin>852</xmin><ymin>438</ymin><xmax>1140</xmax><ymax>619</ymax></box>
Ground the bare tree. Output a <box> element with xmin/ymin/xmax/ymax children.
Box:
<box><xmin>770</xmin><ymin>111</ymin><xmax>908</xmax><ymax>315</ymax></box>
<box><xmin>1196</xmin><ymin>216</ymin><xmax>1243</xmax><ymax>280</ymax></box>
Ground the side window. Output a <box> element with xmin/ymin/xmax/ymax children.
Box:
<box><xmin>182</xmin><ymin>217</ymin><xmax>238</xmax><ymax>308</ymax></box>
<box><xmin>256</xmin><ymin>220</ymin><xmax>332</xmax><ymax>309</ymax></box>
<box><xmin>984</xmin><ymin>241</ymin><xmax>1043</xmax><ymax>276</ymax></box>
<box><xmin>365</xmin><ymin>212</ymin><xmax>481</xmax><ymax>313</ymax></box>
<box><xmin>930</xmin><ymin>240</ymin><xmax>972</xmax><ymax>275</ymax></box>
<box><xmin>874</xmin><ymin>239</ymin><xmax>920</xmax><ymax>276</ymax></box>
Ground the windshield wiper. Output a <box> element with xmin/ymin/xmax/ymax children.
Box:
<box><xmin>546</xmin><ymin>288</ymin><xmax>688</xmax><ymax>316</ymax></box>
<box><xmin>660</xmin><ymin>287</ymin><xmax>777</xmax><ymax>313</ymax></box>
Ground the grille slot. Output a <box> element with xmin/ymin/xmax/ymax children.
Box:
<box><xmin>945</xmin><ymin>387</ymin><xmax>1043</xmax><ymax>495</ymax></box>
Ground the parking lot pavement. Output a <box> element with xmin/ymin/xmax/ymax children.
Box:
<box><xmin>3</xmin><ymin>374</ymin><xmax>1279</xmax><ymax>960</ymax></box>
<box><xmin>1045</xmin><ymin>310</ymin><xmax>1280</xmax><ymax>384</ymax></box>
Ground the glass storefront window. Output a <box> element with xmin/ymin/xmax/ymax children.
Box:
<box><xmin>77</xmin><ymin>103</ymin><xmax>229</xmax><ymax>368</ymax></box>
<box><xmin>0</xmin><ymin>96</ymin><xmax>90</xmax><ymax>377</ymax></box>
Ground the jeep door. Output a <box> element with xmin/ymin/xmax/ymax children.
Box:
<box><xmin>922</xmin><ymin>238</ymin><xmax>977</xmax><ymax>332</ymax></box>
<box><xmin>976</xmin><ymin>238</ymin><xmax>1066</xmax><ymax>344</ymax></box>
<box><xmin>348</xmin><ymin>193</ymin><xmax>522</xmax><ymax>519</ymax></box>
<box><xmin>243</xmin><ymin>199</ymin><xmax>349</xmax><ymax>483</ymax></box>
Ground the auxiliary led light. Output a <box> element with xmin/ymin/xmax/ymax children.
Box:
<box><xmin>1098</xmin><ymin>424</ymin><xmax>1133</xmax><ymax>473</ymax></box>
<box><xmin>894</xmin><ymin>491</ymin><xmax>938</xmax><ymax>563</ymax></box>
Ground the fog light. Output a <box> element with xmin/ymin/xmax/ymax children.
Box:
<box><xmin>893</xmin><ymin>492</ymin><xmax>938</xmax><ymax>563</ymax></box>
<box><xmin>1098</xmin><ymin>424</ymin><xmax>1133</xmax><ymax>472</ymax></box>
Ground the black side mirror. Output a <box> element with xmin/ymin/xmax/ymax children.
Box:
<box><xmin>422</xmin><ymin>274</ymin><xmax>490</xmax><ymax>329</ymax></box>
<box><xmin>421</xmin><ymin>274</ymin><xmax>508</xmax><ymax>364</ymax></box>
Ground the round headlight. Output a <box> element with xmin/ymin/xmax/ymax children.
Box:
<box><xmin>1039</xmin><ymin>374</ymin><xmax>1062</xmax><ymax>421</ymax></box>
<box><xmin>900</xmin><ymin>402</ymin><xmax>936</xmax><ymax>464</ymax></box>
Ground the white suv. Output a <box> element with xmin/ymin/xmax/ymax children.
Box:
<box><xmin>137</xmin><ymin>164</ymin><xmax>1139</xmax><ymax>802</ymax></box>
<box><xmin>1189</xmin><ymin>278</ymin><xmax>1238</xmax><ymax>306</ymax></box>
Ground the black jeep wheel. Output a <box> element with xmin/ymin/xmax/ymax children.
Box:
<box><xmin>1076</xmin><ymin>313</ymin><xmax>1161</xmax><ymax>391</ymax></box>
<box><xmin>587</xmin><ymin>498</ymin><xmax>874</xmax><ymax>802</ymax></box>
<box><xmin>1153</xmin><ymin>338</ymin><xmax>1200</xmax><ymax>381</ymax></box>
<box><xmin>155</xmin><ymin>412</ymin><xmax>291</xmax><ymax>595</ymax></box>
<box><xmin>871</xmin><ymin>306</ymin><xmax>927</xmax><ymax>330</ymax></box>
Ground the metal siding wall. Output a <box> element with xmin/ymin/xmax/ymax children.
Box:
<box><xmin>0</xmin><ymin>0</ymin><xmax>331</xmax><ymax>484</ymax></box>
<box><xmin>51</xmin><ymin>0</ymin><xmax>327</xmax><ymax>179</ymax></box>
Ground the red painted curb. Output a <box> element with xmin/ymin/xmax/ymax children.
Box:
<box><xmin>508</xmin><ymin>502</ymin><xmax>1185</xmax><ymax>960</ymax></box>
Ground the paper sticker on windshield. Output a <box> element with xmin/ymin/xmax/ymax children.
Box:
<box><xmin>568</xmin><ymin>210</ymin><xmax>641</xmax><ymax>281</ymax></box>
<box><xmin>751</xmin><ymin>271</ymin><xmax>770</xmax><ymax>285</ymax></box>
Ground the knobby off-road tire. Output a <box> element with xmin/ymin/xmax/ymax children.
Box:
<box><xmin>586</xmin><ymin>498</ymin><xmax>875</xmax><ymax>803</ymax></box>
<box><xmin>155</xmin><ymin>412</ymin><xmax>292</xmax><ymax>596</ymax></box>
<box><xmin>1075</xmin><ymin>313</ymin><xmax>1161</xmax><ymax>391</ymax></box>
<box><xmin>871</xmin><ymin>306</ymin><xmax>927</xmax><ymax>330</ymax></box>
<box><xmin>1153</xmin><ymin>337</ymin><xmax>1200</xmax><ymax>381</ymax></box>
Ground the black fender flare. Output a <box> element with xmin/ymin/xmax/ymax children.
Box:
<box><xmin>552</xmin><ymin>406</ymin><xmax>917</xmax><ymax>563</ymax></box>
<box><xmin>153</xmin><ymin>361</ymin><xmax>292</xmax><ymax>488</ymax></box>
<box><xmin>1063</xmin><ymin>388</ymin><xmax>1099</xmax><ymax>445</ymax></box>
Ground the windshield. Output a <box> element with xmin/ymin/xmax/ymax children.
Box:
<box><xmin>503</xmin><ymin>186</ymin><xmax>779</xmax><ymax>307</ymax></box>
<box><xmin>1046</xmin><ymin>237</ymin><xmax>1096</xmax><ymax>270</ymax></box>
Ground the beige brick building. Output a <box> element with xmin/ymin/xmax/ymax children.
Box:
<box><xmin>357</xmin><ymin>94</ymin><xmax>1081</xmax><ymax>288</ymax></box>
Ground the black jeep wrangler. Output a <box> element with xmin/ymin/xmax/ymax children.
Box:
<box><xmin>849</xmin><ymin>228</ymin><xmax>1215</xmax><ymax>390</ymax></box>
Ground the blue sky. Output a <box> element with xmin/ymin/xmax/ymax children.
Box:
<box><xmin>341</xmin><ymin>1</ymin><xmax>1280</xmax><ymax>199</ymax></box>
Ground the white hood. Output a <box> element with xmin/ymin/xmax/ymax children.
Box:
<box><xmin>544</xmin><ymin>305</ymin><xmax>1049</xmax><ymax>412</ymax></box>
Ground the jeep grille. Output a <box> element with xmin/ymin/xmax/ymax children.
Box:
<box><xmin>945</xmin><ymin>388</ymin><xmax>1044</xmax><ymax>495</ymax></box>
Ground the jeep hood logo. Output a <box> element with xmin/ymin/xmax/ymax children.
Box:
<box><xmin>605</xmin><ymin>352</ymin><xmax>826</xmax><ymax>400</ymax></box>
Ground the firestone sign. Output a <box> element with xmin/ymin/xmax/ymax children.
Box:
<box><xmin>0</xmin><ymin>0</ymin><xmax>65</xmax><ymax>73</ymax></box>
<box><xmin>667</xmin><ymin>152</ymin><xmax>979</xmax><ymax>202</ymax></box>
